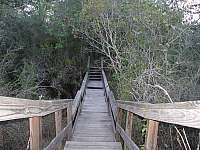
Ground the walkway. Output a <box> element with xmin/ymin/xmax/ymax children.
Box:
<box><xmin>64</xmin><ymin>67</ymin><xmax>122</xmax><ymax>150</ymax></box>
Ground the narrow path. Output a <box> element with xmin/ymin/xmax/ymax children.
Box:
<box><xmin>64</xmin><ymin>68</ymin><xmax>122</xmax><ymax>150</ymax></box>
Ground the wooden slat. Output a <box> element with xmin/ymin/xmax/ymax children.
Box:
<box><xmin>72</xmin><ymin>91</ymin><xmax>81</xmax><ymax>119</ymax></box>
<box><xmin>44</xmin><ymin>121</ymin><xmax>72</xmax><ymax>150</ymax></box>
<box><xmin>64</xmin><ymin>141</ymin><xmax>122</xmax><ymax>150</ymax></box>
<box><xmin>55</xmin><ymin>110</ymin><xmax>63</xmax><ymax>150</ymax></box>
<box><xmin>30</xmin><ymin>117</ymin><xmax>42</xmax><ymax>150</ymax></box>
<box><xmin>116</xmin><ymin>123</ymin><xmax>139</xmax><ymax>150</ymax></box>
<box><xmin>80</xmin><ymin>72</ymin><xmax>89</xmax><ymax>97</ymax></box>
<box><xmin>67</xmin><ymin>102</ymin><xmax>73</xmax><ymax>140</ymax></box>
<box><xmin>197</xmin><ymin>132</ymin><xmax>200</xmax><ymax>150</ymax></box>
<box><xmin>145</xmin><ymin>120</ymin><xmax>159</xmax><ymax>150</ymax></box>
<box><xmin>109</xmin><ymin>92</ymin><xmax>117</xmax><ymax>121</ymax></box>
<box><xmin>116</xmin><ymin>108</ymin><xmax>123</xmax><ymax>141</ymax></box>
<box><xmin>0</xmin><ymin>98</ymin><xmax>73</xmax><ymax>121</ymax></box>
<box><xmin>124</xmin><ymin>112</ymin><xmax>134</xmax><ymax>150</ymax></box>
<box><xmin>117</xmin><ymin>100</ymin><xmax>200</xmax><ymax>129</ymax></box>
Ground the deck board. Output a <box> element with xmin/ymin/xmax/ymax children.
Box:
<box><xmin>65</xmin><ymin>71</ymin><xmax>122</xmax><ymax>150</ymax></box>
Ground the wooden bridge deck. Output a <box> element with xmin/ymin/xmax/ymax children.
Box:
<box><xmin>1</xmin><ymin>60</ymin><xmax>200</xmax><ymax>150</ymax></box>
<box><xmin>65</xmin><ymin>69</ymin><xmax>122</xmax><ymax>150</ymax></box>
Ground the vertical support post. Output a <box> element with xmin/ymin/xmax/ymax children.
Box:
<box><xmin>87</xmin><ymin>56</ymin><xmax>90</xmax><ymax>71</ymax></box>
<box><xmin>55</xmin><ymin>110</ymin><xmax>62</xmax><ymax>150</ymax></box>
<box><xmin>116</xmin><ymin>107</ymin><xmax>123</xmax><ymax>141</ymax></box>
<box><xmin>0</xmin><ymin>126</ymin><xmax>3</xmax><ymax>148</ymax></box>
<box><xmin>29</xmin><ymin>117</ymin><xmax>42</xmax><ymax>150</ymax></box>
<box><xmin>197</xmin><ymin>132</ymin><xmax>200</xmax><ymax>150</ymax></box>
<box><xmin>67</xmin><ymin>102</ymin><xmax>72</xmax><ymax>140</ymax></box>
<box><xmin>124</xmin><ymin>111</ymin><xmax>134</xmax><ymax>150</ymax></box>
<box><xmin>101</xmin><ymin>57</ymin><xmax>103</xmax><ymax>69</ymax></box>
<box><xmin>145</xmin><ymin>120</ymin><xmax>159</xmax><ymax>150</ymax></box>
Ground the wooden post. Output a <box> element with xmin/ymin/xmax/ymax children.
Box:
<box><xmin>67</xmin><ymin>102</ymin><xmax>72</xmax><ymax>140</ymax></box>
<box><xmin>197</xmin><ymin>132</ymin><xmax>200</xmax><ymax>150</ymax></box>
<box><xmin>29</xmin><ymin>117</ymin><xmax>42</xmax><ymax>150</ymax></box>
<box><xmin>101</xmin><ymin>57</ymin><xmax>103</xmax><ymax>69</ymax></box>
<box><xmin>145</xmin><ymin>120</ymin><xmax>159</xmax><ymax>150</ymax></box>
<box><xmin>124</xmin><ymin>111</ymin><xmax>134</xmax><ymax>150</ymax></box>
<box><xmin>55</xmin><ymin>110</ymin><xmax>62</xmax><ymax>150</ymax></box>
<box><xmin>116</xmin><ymin>107</ymin><xmax>123</xmax><ymax>141</ymax></box>
<box><xmin>87</xmin><ymin>56</ymin><xmax>90</xmax><ymax>71</ymax></box>
<box><xmin>0</xmin><ymin>126</ymin><xmax>3</xmax><ymax>149</ymax></box>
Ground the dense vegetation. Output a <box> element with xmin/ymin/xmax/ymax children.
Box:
<box><xmin>0</xmin><ymin>0</ymin><xmax>200</xmax><ymax>149</ymax></box>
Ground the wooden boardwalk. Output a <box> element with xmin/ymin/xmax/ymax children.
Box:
<box><xmin>65</xmin><ymin>68</ymin><xmax>122</xmax><ymax>150</ymax></box>
<box><xmin>1</xmin><ymin>61</ymin><xmax>200</xmax><ymax>150</ymax></box>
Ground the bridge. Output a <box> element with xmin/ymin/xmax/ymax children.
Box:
<box><xmin>0</xmin><ymin>59</ymin><xmax>200</xmax><ymax>150</ymax></box>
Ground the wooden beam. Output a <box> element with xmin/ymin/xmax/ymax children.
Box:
<box><xmin>117</xmin><ymin>100</ymin><xmax>200</xmax><ymax>129</ymax></box>
<box><xmin>145</xmin><ymin>120</ymin><xmax>159</xmax><ymax>150</ymax></box>
<box><xmin>55</xmin><ymin>110</ymin><xmax>62</xmax><ymax>150</ymax></box>
<box><xmin>0</xmin><ymin>99</ymin><xmax>73</xmax><ymax>122</ymax></box>
<box><xmin>116</xmin><ymin>107</ymin><xmax>123</xmax><ymax>141</ymax></box>
<box><xmin>29</xmin><ymin>117</ymin><xmax>42</xmax><ymax>150</ymax></box>
<box><xmin>44</xmin><ymin>122</ymin><xmax>72</xmax><ymax>150</ymax></box>
<box><xmin>197</xmin><ymin>132</ymin><xmax>200</xmax><ymax>150</ymax></box>
<box><xmin>116</xmin><ymin>123</ymin><xmax>139</xmax><ymax>150</ymax></box>
<box><xmin>124</xmin><ymin>112</ymin><xmax>134</xmax><ymax>150</ymax></box>
<box><xmin>67</xmin><ymin>102</ymin><xmax>72</xmax><ymax>140</ymax></box>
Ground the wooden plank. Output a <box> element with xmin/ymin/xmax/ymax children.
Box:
<box><xmin>80</xmin><ymin>72</ymin><xmax>89</xmax><ymax>97</ymax></box>
<box><xmin>116</xmin><ymin>123</ymin><xmax>139</xmax><ymax>150</ymax></box>
<box><xmin>0</xmin><ymin>98</ymin><xmax>73</xmax><ymax>121</ymax></box>
<box><xmin>72</xmin><ymin>79</ymin><xmax>117</xmax><ymax>143</ymax></box>
<box><xmin>67</xmin><ymin>102</ymin><xmax>73</xmax><ymax>140</ymax></box>
<box><xmin>72</xmin><ymin>91</ymin><xmax>81</xmax><ymax>119</ymax></box>
<box><xmin>44</xmin><ymin>122</ymin><xmax>72</xmax><ymax>150</ymax></box>
<box><xmin>116</xmin><ymin>108</ymin><xmax>123</xmax><ymax>141</ymax></box>
<box><xmin>197</xmin><ymin>132</ymin><xmax>200</xmax><ymax>150</ymax></box>
<box><xmin>55</xmin><ymin>110</ymin><xmax>62</xmax><ymax>150</ymax></box>
<box><xmin>124</xmin><ymin>112</ymin><xmax>134</xmax><ymax>150</ymax></box>
<box><xmin>29</xmin><ymin>117</ymin><xmax>42</xmax><ymax>150</ymax></box>
<box><xmin>145</xmin><ymin>120</ymin><xmax>159</xmax><ymax>150</ymax></box>
<box><xmin>117</xmin><ymin>100</ymin><xmax>200</xmax><ymax>129</ymax></box>
<box><xmin>64</xmin><ymin>141</ymin><xmax>122</xmax><ymax>150</ymax></box>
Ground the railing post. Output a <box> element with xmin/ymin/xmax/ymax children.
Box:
<box><xmin>87</xmin><ymin>56</ymin><xmax>90</xmax><ymax>71</ymax></box>
<box><xmin>101</xmin><ymin>57</ymin><xmax>103</xmax><ymax>69</ymax></box>
<box><xmin>67</xmin><ymin>102</ymin><xmax>72</xmax><ymax>140</ymax></box>
<box><xmin>116</xmin><ymin>107</ymin><xmax>123</xmax><ymax>141</ymax></box>
<box><xmin>145</xmin><ymin>120</ymin><xmax>159</xmax><ymax>150</ymax></box>
<box><xmin>29</xmin><ymin>117</ymin><xmax>42</xmax><ymax>150</ymax></box>
<box><xmin>55</xmin><ymin>110</ymin><xmax>62</xmax><ymax>150</ymax></box>
<box><xmin>124</xmin><ymin>111</ymin><xmax>134</xmax><ymax>150</ymax></box>
<box><xmin>197</xmin><ymin>132</ymin><xmax>200</xmax><ymax>150</ymax></box>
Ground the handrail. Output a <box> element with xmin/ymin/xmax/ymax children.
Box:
<box><xmin>0</xmin><ymin>69</ymin><xmax>89</xmax><ymax>150</ymax></box>
<box><xmin>117</xmin><ymin>100</ymin><xmax>200</xmax><ymax>129</ymax></box>
<box><xmin>102</xmin><ymin>69</ymin><xmax>140</xmax><ymax>150</ymax></box>
<box><xmin>101</xmin><ymin>66</ymin><xmax>200</xmax><ymax>150</ymax></box>
<box><xmin>45</xmin><ymin>71</ymin><xmax>89</xmax><ymax>150</ymax></box>
<box><xmin>0</xmin><ymin>97</ymin><xmax>73</xmax><ymax>121</ymax></box>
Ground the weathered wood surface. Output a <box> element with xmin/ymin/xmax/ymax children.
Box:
<box><xmin>116</xmin><ymin>123</ymin><xmax>139</xmax><ymax>150</ymax></box>
<box><xmin>124</xmin><ymin>111</ymin><xmax>134</xmax><ymax>150</ymax></box>
<box><xmin>55</xmin><ymin>110</ymin><xmax>63</xmax><ymax>150</ymax></box>
<box><xmin>117</xmin><ymin>100</ymin><xmax>200</xmax><ymax>129</ymax></box>
<box><xmin>71</xmin><ymin>88</ymin><xmax>116</xmax><ymax>142</ymax></box>
<box><xmin>64</xmin><ymin>67</ymin><xmax>122</xmax><ymax>149</ymax></box>
<box><xmin>64</xmin><ymin>141</ymin><xmax>122</xmax><ymax>150</ymax></box>
<box><xmin>44</xmin><ymin>122</ymin><xmax>72</xmax><ymax>150</ymax></box>
<box><xmin>145</xmin><ymin>120</ymin><xmax>159</xmax><ymax>150</ymax></box>
<box><xmin>0</xmin><ymin>97</ymin><xmax>73</xmax><ymax>121</ymax></box>
<box><xmin>29</xmin><ymin>117</ymin><xmax>42</xmax><ymax>150</ymax></box>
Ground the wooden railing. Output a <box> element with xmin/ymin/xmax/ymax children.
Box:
<box><xmin>0</xmin><ymin>70</ymin><xmax>89</xmax><ymax>150</ymax></box>
<box><xmin>102</xmin><ymin>69</ymin><xmax>200</xmax><ymax>150</ymax></box>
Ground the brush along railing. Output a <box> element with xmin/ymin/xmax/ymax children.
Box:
<box><xmin>0</xmin><ymin>71</ymin><xmax>89</xmax><ymax>150</ymax></box>
<box><xmin>102</xmin><ymin>69</ymin><xmax>200</xmax><ymax>150</ymax></box>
